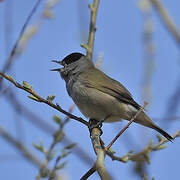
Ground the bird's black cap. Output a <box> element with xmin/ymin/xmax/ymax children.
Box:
<box><xmin>62</xmin><ymin>52</ymin><xmax>84</xmax><ymax>65</ymax></box>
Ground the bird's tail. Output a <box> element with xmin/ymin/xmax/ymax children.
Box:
<box><xmin>134</xmin><ymin>111</ymin><xmax>173</xmax><ymax>141</ymax></box>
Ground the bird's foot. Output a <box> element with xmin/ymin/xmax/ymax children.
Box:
<box><xmin>88</xmin><ymin>119</ymin><xmax>103</xmax><ymax>136</ymax></box>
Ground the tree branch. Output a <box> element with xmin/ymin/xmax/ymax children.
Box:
<box><xmin>0</xmin><ymin>125</ymin><xmax>42</xmax><ymax>168</ymax></box>
<box><xmin>92</xmin><ymin>128</ymin><xmax>111</xmax><ymax>180</ymax></box>
<box><xmin>150</xmin><ymin>0</ymin><xmax>180</xmax><ymax>45</ymax></box>
<box><xmin>81</xmin><ymin>0</ymin><xmax>100</xmax><ymax>60</ymax></box>
<box><xmin>106</xmin><ymin>130</ymin><xmax>180</xmax><ymax>163</ymax></box>
<box><xmin>4</xmin><ymin>87</ymin><xmax>94</xmax><ymax>166</ymax></box>
<box><xmin>105</xmin><ymin>102</ymin><xmax>148</xmax><ymax>151</ymax></box>
<box><xmin>36</xmin><ymin>105</ymin><xmax>76</xmax><ymax>179</ymax></box>
<box><xmin>81</xmin><ymin>127</ymin><xmax>111</xmax><ymax>180</ymax></box>
<box><xmin>0</xmin><ymin>0</ymin><xmax>43</xmax><ymax>89</ymax></box>
<box><xmin>80</xmin><ymin>166</ymin><xmax>96</xmax><ymax>180</ymax></box>
<box><xmin>0</xmin><ymin>71</ymin><xmax>88</xmax><ymax>127</ymax></box>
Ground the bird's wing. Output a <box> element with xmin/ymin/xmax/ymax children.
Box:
<box><xmin>80</xmin><ymin>68</ymin><xmax>141</xmax><ymax>110</ymax></box>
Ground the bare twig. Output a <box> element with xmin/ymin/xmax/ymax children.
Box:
<box><xmin>139</xmin><ymin>0</ymin><xmax>155</xmax><ymax>102</ymax></box>
<box><xmin>61</xmin><ymin>104</ymin><xmax>76</xmax><ymax>128</ymax></box>
<box><xmin>17</xmin><ymin>0</ymin><xmax>60</xmax><ymax>55</ymax></box>
<box><xmin>4</xmin><ymin>0</ymin><xmax>13</xmax><ymax>58</ymax></box>
<box><xmin>105</xmin><ymin>102</ymin><xmax>148</xmax><ymax>151</ymax></box>
<box><xmin>150</xmin><ymin>0</ymin><xmax>180</xmax><ymax>45</ymax></box>
<box><xmin>36</xmin><ymin>105</ymin><xmax>77</xmax><ymax>179</ymax></box>
<box><xmin>0</xmin><ymin>125</ymin><xmax>42</xmax><ymax>168</ymax></box>
<box><xmin>0</xmin><ymin>71</ymin><xmax>88</xmax><ymax>127</ymax></box>
<box><xmin>151</xmin><ymin>130</ymin><xmax>180</xmax><ymax>150</ymax></box>
<box><xmin>4</xmin><ymin>88</ymin><xmax>93</xmax><ymax>166</ymax></box>
<box><xmin>80</xmin><ymin>166</ymin><xmax>96</xmax><ymax>180</ymax></box>
<box><xmin>36</xmin><ymin>141</ymin><xmax>57</xmax><ymax>180</ymax></box>
<box><xmin>81</xmin><ymin>0</ymin><xmax>100</xmax><ymax>60</ymax></box>
<box><xmin>0</xmin><ymin>0</ymin><xmax>43</xmax><ymax>89</ymax></box>
<box><xmin>106</xmin><ymin>130</ymin><xmax>180</xmax><ymax>163</ymax></box>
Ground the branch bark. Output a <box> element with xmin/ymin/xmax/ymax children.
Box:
<box><xmin>105</xmin><ymin>102</ymin><xmax>148</xmax><ymax>151</ymax></box>
<box><xmin>0</xmin><ymin>71</ymin><xmax>88</xmax><ymax>127</ymax></box>
<box><xmin>81</xmin><ymin>127</ymin><xmax>111</xmax><ymax>180</ymax></box>
<box><xmin>81</xmin><ymin>0</ymin><xmax>100</xmax><ymax>60</ymax></box>
<box><xmin>106</xmin><ymin>130</ymin><xmax>180</xmax><ymax>163</ymax></box>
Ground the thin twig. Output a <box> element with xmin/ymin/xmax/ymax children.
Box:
<box><xmin>105</xmin><ymin>102</ymin><xmax>148</xmax><ymax>151</ymax></box>
<box><xmin>4</xmin><ymin>88</ymin><xmax>94</xmax><ymax>166</ymax></box>
<box><xmin>17</xmin><ymin>0</ymin><xmax>60</xmax><ymax>55</ymax></box>
<box><xmin>80</xmin><ymin>166</ymin><xmax>96</xmax><ymax>180</ymax></box>
<box><xmin>151</xmin><ymin>130</ymin><xmax>180</xmax><ymax>150</ymax></box>
<box><xmin>0</xmin><ymin>71</ymin><xmax>88</xmax><ymax>127</ymax></box>
<box><xmin>140</xmin><ymin>0</ymin><xmax>155</xmax><ymax>102</ymax></box>
<box><xmin>0</xmin><ymin>0</ymin><xmax>43</xmax><ymax>89</ymax></box>
<box><xmin>81</xmin><ymin>0</ymin><xmax>100</xmax><ymax>60</ymax></box>
<box><xmin>106</xmin><ymin>130</ymin><xmax>180</xmax><ymax>163</ymax></box>
<box><xmin>61</xmin><ymin>104</ymin><xmax>76</xmax><ymax>128</ymax></box>
<box><xmin>150</xmin><ymin>0</ymin><xmax>180</xmax><ymax>45</ymax></box>
<box><xmin>0</xmin><ymin>125</ymin><xmax>42</xmax><ymax>168</ymax></box>
<box><xmin>36</xmin><ymin>104</ymin><xmax>77</xmax><ymax>179</ymax></box>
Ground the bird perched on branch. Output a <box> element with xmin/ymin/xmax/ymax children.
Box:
<box><xmin>51</xmin><ymin>52</ymin><xmax>173</xmax><ymax>141</ymax></box>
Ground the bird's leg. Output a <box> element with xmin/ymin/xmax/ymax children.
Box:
<box><xmin>88</xmin><ymin>115</ymin><xmax>111</xmax><ymax>136</ymax></box>
<box><xmin>88</xmin><ymin>119</ymin><xmax>103</xmax><ymax>136</ymax></box>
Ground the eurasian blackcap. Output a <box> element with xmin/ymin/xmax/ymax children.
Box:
<box><xmin>52</xmin><ymin>52</ymin><xmax>173</xmax><ymax>141</ymax></box>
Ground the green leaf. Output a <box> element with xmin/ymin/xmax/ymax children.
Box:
<box><xmin>142</xmin><ymin>173</ymin><xmax>149</xmax><ymax>180</ymax></box>
<box><xmin>28</xmin><ymin>95</ymin><xmax>39</xmax><ymax>102</ymax></box>
<box><xmin>53</xmin><ymin>131</ymin><xmax>65</xmax><ymax>142</ymax></box>
<box><xmin>55</xmin><ymin>161</ymin><xmax>67</xmax><ymax>170</ymax></box>
<box><xmin>61</xmin><ymin>151</ymin><xmax>71</xmax><ymax>159</ymax></box>
<box><xmin>33</xmin><ymin>142</ymin><xmax>45</xmax><ymax>153</ymax></box>
<box><xmin>23</xmin><ymin>81</ymin><xmax>32</xmax><ymax>89</ymax></box>
<box><xmin>64</xmin><ymin>143</ymin><xmax>76</xmax><ymax>150</ymax></box>
<box><xmin>80</xmin><ymin>43</ymin><xmax>88</xmax><ymax>50</ymax></box>
<box><xmin>47</xmin><ymin>95</ymin><xmax>55</xmax><ymax>102</ymax></box>
<box><xmin>47</xmin><ymin>149</ymin><xmax>57</xmax><ymax>161</ymax></box>
<box><xmin>145</xmin><ymin>140</ymin><xmax>154</xmax><ymax>150</ymax></box>
<box><xmin>108</xmin><ymin>147</ymin><xmax>115</xmax><ymax>154</ymax></box>
<box><xmin>41</xmin><ymin>169</ymin><xmax>49</xmax><ymax>178</ymax></box>
<box><xmin>53</xmin><ymin>115</ymin><xmax>62</xmax><ymax>125</ymax></box>
<box><xmin>156</xmin><ymin>134</ymin><xmax>164</xmax><ymax>142</ymax></box>
<box><xmin>155</xmin><ymin>145</ymin><xmax>168</xmax><ymax>150</ymax></box>
<box><xmin>121</xmin><ymin>151</ymin><xmax>133</xmax><ymax>162</ymax></box>
<box><xmin>88</xmin><ymin>4</ymin><xmax>93</xmax><ymax>9</ymax></box>
<box><xmin>143</xmin><ymin>153</ymin><xmax>150</xmax><ymax>164</ymax></box>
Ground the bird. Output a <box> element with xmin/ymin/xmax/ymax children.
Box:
<box><xmin>51</xmin><ymin>52</ymin><xmax>173</xmax><ymax>141</ymax></box>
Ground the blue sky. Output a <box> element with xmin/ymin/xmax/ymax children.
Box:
<box><xmin>0</xmin><ymin>0</ymin><xmax>180</xmax><ymax>179</ymax></box>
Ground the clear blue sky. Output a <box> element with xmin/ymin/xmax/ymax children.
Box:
<box><xmin>0</xmin><ymin>0</ymin><xmax>180</xmax><ymax>179</ymax></box>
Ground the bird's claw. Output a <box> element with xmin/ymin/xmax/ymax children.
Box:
<box><xmin>88</xmin><ymin>119</ymin><xmax>103</xmax><ymax>136</ymax></box>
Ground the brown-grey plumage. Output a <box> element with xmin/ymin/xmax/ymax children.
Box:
<box><xmin>51</xmin><ymin>52</ymin><xmax>173</xmax><ymax>141</ymax></box>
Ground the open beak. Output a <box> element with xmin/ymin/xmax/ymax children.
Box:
<box><xmin>52</xmin><ymin>60</ymin><xmax>62</xmax><ymax>65</ymax></box>
<box><xmin>50</xmin><ymin>60</ymin><xmax>63</xmax><ymax>72</ymax></box>
<box><xmin>50</xmin><ymin>68</ymin><xmax>61</xmax><ymax>72</ymax></box>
